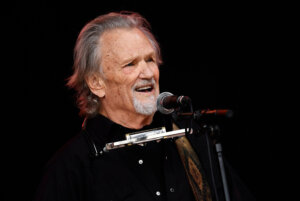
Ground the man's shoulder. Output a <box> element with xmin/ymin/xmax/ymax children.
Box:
<box><xmin>45</xmin><ymin>131</ymin><xmax>92</xmax><ymax>170</ymax></box>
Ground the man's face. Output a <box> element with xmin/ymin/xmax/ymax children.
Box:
<box><xmin>99</xmin><ymin>28</ymin><xmax>160</xmax><ymax>117</ymax></box>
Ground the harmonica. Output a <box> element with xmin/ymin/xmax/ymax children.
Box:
<box><xmin>103</xmin><ymin>127</ymin><xmax>186</xmax><ymax>152</ymax></box>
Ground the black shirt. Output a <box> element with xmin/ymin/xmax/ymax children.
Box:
<box><xmin>34</xmin><ymin>112</ymin><xmax>255</xmax><ymax>201</ymax></box>
<box><xmin>34</xmin><ymin>113</ymin><xmax>196</xmax><ymax>201</ymax></box>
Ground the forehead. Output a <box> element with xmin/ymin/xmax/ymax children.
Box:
<box><xmin>99</xmin><ymin>28</ymin><xmax>155</xmax><ymax>64</ymax></box>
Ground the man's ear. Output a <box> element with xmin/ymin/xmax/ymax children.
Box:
<box><xmin>85</xmin><ymin>74</ymin><xmax>106</xmax><ymax>98</ymax></box>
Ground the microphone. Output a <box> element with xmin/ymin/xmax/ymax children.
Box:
<box><xmin>157</xmin><ymin>92</ymin><xmax>191</xmax><ymax>114</ymax></box>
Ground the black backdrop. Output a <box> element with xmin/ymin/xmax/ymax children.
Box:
<box><xmin>3</xmin><ymin>1</ymin><xmax>296</xmax><ymax>201</ymax></box>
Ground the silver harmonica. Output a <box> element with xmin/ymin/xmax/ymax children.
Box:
<box><xmin>103</xmin><ymin>127</ymin><xmax>186</xmax><ymax>152</ymax></box>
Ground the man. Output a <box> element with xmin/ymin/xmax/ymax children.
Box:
<box><xmin>34</xmin><ymin>11</ymin><xmax>255</xmax><ymax>201</ymax></box>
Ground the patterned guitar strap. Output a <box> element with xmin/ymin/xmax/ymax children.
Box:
<box><xmin>173</xmin><ymin>124</ymin><xmax>213</xmax><ymax>201</ymax></box>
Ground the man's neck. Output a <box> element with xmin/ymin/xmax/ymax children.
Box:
<box><xmin>99</xmin><ymin>108</ymin><xmax>154</xmax><ymax>130</ymax></box>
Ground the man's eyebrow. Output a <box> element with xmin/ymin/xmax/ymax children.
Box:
<box><xmin>120</xmin><ymin>56</ymin><xmax>137</xmax><ymax>65</ymax></box>
<box><xmin>121</xmin><ymin>51</ymin><xmax>156</xmax><ymax>65</ymax></box>
<box><xmin>145</xmin><ymin>51</ymin><xmax>156</xmax><ymax>58</ymax></box>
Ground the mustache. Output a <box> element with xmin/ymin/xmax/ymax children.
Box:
<box><xmin>132</xmin><ymin>78</ymin><xmax>156</xmax><ymax>90</ymax></box>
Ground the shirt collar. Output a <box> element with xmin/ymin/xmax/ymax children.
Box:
<box><xmin>83</xmin><ymin>112</ymin><xmax>172</xmax><ymax>145</ymax></box>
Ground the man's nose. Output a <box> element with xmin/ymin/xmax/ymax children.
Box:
<box><xmin>139</xmin><ymin>61</ymin><xmax>154</xmax><ymax>79</ymax></box>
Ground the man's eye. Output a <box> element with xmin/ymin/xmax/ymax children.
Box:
<box><xmin>146</xmin><ymin>58</ymin><xmax>155</xmax><ymax>63</ymax></box>
<box><xmin>124</xmin><ymin>62</ymin><xmax>135</xmax><ymax>67</ymax></box>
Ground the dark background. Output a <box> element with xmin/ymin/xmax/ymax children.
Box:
<box><xmin>3</xmin><ymin>1</ymin><xmax>296</xmax><ymax>201</ymax></box>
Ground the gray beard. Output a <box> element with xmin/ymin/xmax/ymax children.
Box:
<box><xmin>132</xmin><ymin>94</ymin><xmax>157</xmax><ymax>115</ymax></box>
<box><xmin>132</xmin><ymin>78</ymin><xmax>158</xmax><ymax>115</ymax></box>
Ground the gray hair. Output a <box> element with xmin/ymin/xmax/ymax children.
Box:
<box><xmin>67</xmin><ymin>11</ymin><xmax>162</xmax><ymax>117</ymax></box>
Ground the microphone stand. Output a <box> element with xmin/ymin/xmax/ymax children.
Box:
<box><xmin>215</xmin><ymin>142</ymin><xmax>231</xmax><ymax>201</ymax></box>
<box><xmin>209</xmin><ymin>125</ymin><xmax>231</xmax><ymax>201</ymax></box>
<box><xmin>174</xmin><ymin>110</ymin><xmax>231</xmax><ymax>201</ymax></box>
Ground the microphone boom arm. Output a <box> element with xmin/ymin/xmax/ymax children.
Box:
<box><xmin>175</xmin><ymin>109</ymin><xmax>233</xmax><ymax>120</ymax></box>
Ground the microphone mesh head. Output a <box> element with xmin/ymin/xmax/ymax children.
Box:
<box><xmin>156</xmin><ymin>92</ymin><xmax>175</xmax><ymax>114</ymax></box>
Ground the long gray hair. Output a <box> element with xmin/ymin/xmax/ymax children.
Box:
<box><xmin>67</xmin><ymin>11</ymin><xmax>162</xmax><ymax>117</ymax></box>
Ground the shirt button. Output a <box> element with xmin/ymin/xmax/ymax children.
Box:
<box><xmin>138</xmin><ymin>159</ymin><xmax>143</xmax><ymax>165</ymax></box>
<box><xmin>156</xmin><ymin>191</ymin><xmax>161</xmax><ymax>196</ymax></box>
<box><xmin>170</xmin><ymin>188</ymin><xmax>175</xmax><ymax>192</ymax></box>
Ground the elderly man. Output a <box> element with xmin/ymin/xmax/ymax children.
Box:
<box><xmin>34</xmin><ymin>12</ymin><xmax>255</xmax><ymax>201</ymax></box>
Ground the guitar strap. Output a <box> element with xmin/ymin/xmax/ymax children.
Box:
<box><xmin>173</xmin><ymin>124</ymin><xmax>213</xmax><ymax>201</ymax></box>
